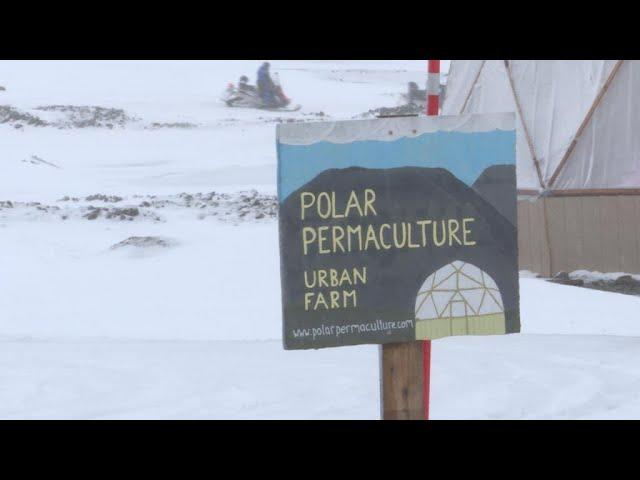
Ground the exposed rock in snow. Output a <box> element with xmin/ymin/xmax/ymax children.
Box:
<box><xmin>2</xmin><ymin>104</ymin><xmax>201</xmax><ymax>130</ymax></box>
<box><xmin>549</xmin><ymin>271</ymin><xmax>585</xmax><ymax>287</ymax></box>
<box><xmin>548</xmin><ymin>270</ymin><xmax>640</xmax><ymax>297</ymax></box>
<box><xmin>84</xmin><ymin>194</ymin><xmax>123</xmax><ymax>203</ymax></box>
<box><xmin>358</xmin><ymin>103</ymin><xmax>424</xmax><ymax>118</ymax></box>
<box><xmin>35</xmin><ymin>105</ymin><xmax>138</xmax><ymax>129</ymax></box>
<box><xmin>0</xmin><ymin>105</ymin><xmax>48</xmax><ymax>127</ymax></box>
<box><xmin>110</xmin><ymin>236</ymin><xmax>175</xmax><ymax>250</ymax></box>
<box><xmin>146</xmin><ymin>122</ymin><xmax>199</xmax><ymax>129</ymax></box>
<box><xmin>0</xmin><ymin>190</ymin><xmax>278</xmax><ymax>224</ymax></box>
<box><xmin>83</xmin><ymin>206</ymin><xmax>141</xmax><ymax>221</ymax></box>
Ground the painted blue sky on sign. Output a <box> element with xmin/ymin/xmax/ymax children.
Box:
<box><xmin>277</xmin><ymin>129</ymin><xmax>515</xmax><ymax>202</ymax></box>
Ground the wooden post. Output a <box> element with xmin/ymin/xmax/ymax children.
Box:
<box><xmin>380</xmin><ymin>341</ymin><xmax>425</xmax><ymax>420</ymax></box>
<box><xmin>379</xmin><ymin>60</ymin><xmax>439</xmax><ymax>421</ymax></box>
<box><xmin>421</xmin><ymin>59</ymin><xmax>439</xmax><ymax>419</ymax></box>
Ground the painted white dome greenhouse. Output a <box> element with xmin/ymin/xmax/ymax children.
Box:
<box><xmin>415</xmin><ymin>261</ymin><xmax>506</xmax><ymax>340</ymax></box>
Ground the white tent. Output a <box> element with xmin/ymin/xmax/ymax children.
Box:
<box><xmin>442</xmin><ymin>60</ymin><xmax>640</xmax><ymax>195</ymax></box>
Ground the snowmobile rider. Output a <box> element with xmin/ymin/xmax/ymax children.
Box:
<box><xmin>238</xmin><ymin>75</ymin><xmax>256</xmax><ymax>93</ymax></box>
<box><xmin>257</xmin><ymin>62</ymin><xmax>279</xmax><ymax>107</ymax></box>
<box><xmin>256</xmin><ymin>62</ymin><xmax>290</xmax><ymax>108</ymax></box>
<box><xmin>408</xmin><ymin>81</ymin><xmax>427</xmax><ymax>104</ymax></box>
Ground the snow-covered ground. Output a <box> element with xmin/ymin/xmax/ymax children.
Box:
<box><xmin>1</xmin><ymin>60</ymin><xmax>431</xmax><ymax>201</ymax></box>
<box><xmin>2</xmin><ymin>60</ymin><xmax>640</xmax><ymax>419</ymax></box>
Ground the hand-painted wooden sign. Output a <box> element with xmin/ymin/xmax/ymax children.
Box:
<box><xmin>277</xmin><ymin>113</ymin><xmax>519</xmax><ymax>350</ymax></box>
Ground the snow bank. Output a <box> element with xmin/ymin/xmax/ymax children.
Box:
<box><xmin>0</xmin><ymin>220</ymin><xmax>281</xmax><ymax>341</ymax></box>
<box><xmin>2</xmin><ymin>217</ymin><xmax>639</xmax><ymax>342</ymax></box>
<box><xmin>520</xmin><ymin>278</ymin><xmax>640</xmax><ymax>336</ymax></box>
<box><xmin>571</xmin><ymin>270</ymin><xmax>640</xmax><ymax>283</ymax></box>
<box><xmin>3</xmin><ymin>334</ymin><xmax>640</xmax><ymax>419</ymax></box>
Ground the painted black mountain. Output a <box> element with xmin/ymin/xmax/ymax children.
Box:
<box><xmin>279</xmin><ymin>166</ymin><xmax>519</xmax><ymax>349</ymax></box>
<box><xmin>472</xmin><ymin>164</ymin><xmax>517</xmax><ymax>226</ymax></box>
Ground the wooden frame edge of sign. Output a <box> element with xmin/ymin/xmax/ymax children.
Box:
<box><xmin>548</xmin><ymin>188</ymin><xmax>640</xmax><ymax>197</ymax></box>
<box><xmin>519</xmin><ymin>188</ymin><xmax>640</xmax><ymax>198</ymax></box>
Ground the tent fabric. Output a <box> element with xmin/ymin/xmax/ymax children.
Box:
<box><xmin>441</xmin><ymin>61</ymin><xmax>485</xmax><ymax>114</ymax></box>
<box><xmin>443</xmin><ymin>60</ymin><xmax>540</xmax><ymax>191</ymax></box>
<box><xmin>553</xmin><ymin>61</ymin><xmax>640</xmax><ymax>190</ymax></box>
<box><xmin>442</xmin><ymin>60</ymin><xmax>638</xmax><ymax>193</ymax></box>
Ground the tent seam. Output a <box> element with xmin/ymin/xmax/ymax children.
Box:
<box><xmin>547</xmin><ymin>60</ymin><xmax>625</xmax><ymax>188</ymax></box>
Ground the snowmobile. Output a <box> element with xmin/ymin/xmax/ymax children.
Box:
<box><xmin>221</xmin><ymin>73</ymin><xmax>301</xmax><ymax>111</ymax></box>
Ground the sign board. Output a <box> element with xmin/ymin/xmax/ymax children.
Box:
<box><xmin>277</xmin><ymin>113</ymin><xmax>519</xmax><ymax>350</ymax></box>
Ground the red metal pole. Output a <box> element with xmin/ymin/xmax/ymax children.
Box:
<box><xmin>427</xmin><ymin>60</ymin><xmax>440</xmax><ymax>116</ymax></box>
<box><xmin>422</xmin><ymin>59</ymin><xmax>440</xmax><ymax>420</ymax></box>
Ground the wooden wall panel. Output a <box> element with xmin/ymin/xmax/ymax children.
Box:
<box><xmin>617</xmin><ymin>197</ymin><xmax>638</xmax><ymax>271</ymax></box>
<box><xmin>634</xmin><ymin>197</ymin><xmax>640</xmax><ymax>269</ymax></box>
<box><xmin>517</xmin><ymin>195</ymin><xmax>640</xmax><ymax>276</ymax></box>
<box><xmin>601</xmin><ymin>196</ymin><xmax>622</xmax><ymax>271</ymax></box>
<box><xmin>516</xmin><ymin>200</ymin><xmax>532</xmax><ymax>272</ymax></box>
<box><xmin>564</xmin><ymin>196</ymin><xmax>584</xmax><ymax>272</ymax></box>
<box><xmin>545</xmin><ymin>197</ymin><xmax>567</xmax><ymax>275</ymax></box>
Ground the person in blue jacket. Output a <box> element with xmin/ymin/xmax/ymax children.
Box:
<box><xmin>257</xmin><ymin>62</ymin><xmax>278</xmax><ymax>107</ymax></box>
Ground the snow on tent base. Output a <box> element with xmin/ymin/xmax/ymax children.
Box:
<box><xmin>415</xmin><ymin>261</ymin><xmax>506</xmax><ymax>340</ymax></box>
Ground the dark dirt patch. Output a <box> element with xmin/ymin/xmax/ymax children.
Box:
<box><xmin>548</xmin><ymin>271</ymin><xmax>640</xmax><ymax>297</ymax></box>
<box><xmin>83</xmin><ymin>206</ymin><xmax>141</xmax><ymax>221</ymax></box>
<box><xmin>257</xmin><ymin>116</ymin><xmax>299</xmax><ymax>124</ymax></box>
<box><xmin>548</xmin><ymin>272</ymin><xmax>585</xmax><ymax>287</ymax></box>
<box><xmin>3</xmin><ymin>190</ymin><xmax>277</xmax><ymax>224</ymax></box>
<box><xmin>35</xmin><ymin>105</ymin><xmax>138</xmax><ymax>129</ymax></box>
<box><xmin>1</xmin><ymin>104</ymin><xmax>139</xmax><ymax>129</ymax></box>
<box><xmin>183</xmin><ymin>190</ymin><xmax>278</xmax><ymax>221</ymax></box>
<box><xmin>302</xmin><ymin>111</ymin><xmax>328</xmax><ymax>118</ymax></box>
<box><xmin>359</xmin><ymin>103</ymin><xmax>424</xmax><ymax>118</ymax></box>
<box><xmin>0</xmin><ymin>105</ymin><xmax>48</xmax><ymax>127</ymax></box>
<box><xmin>85</xmin><ymin>194</ymin><xmax>123</xmax><ymax>203</ymax></box>
<box><xmin>146</xmin><ymin>122</ymin><xmax>198</xmax><ymax>129</ymax></box>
